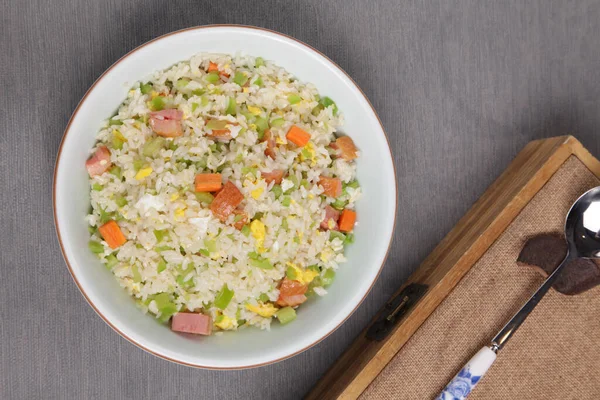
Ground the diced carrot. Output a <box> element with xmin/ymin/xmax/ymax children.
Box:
<box><xmin>195</xmin><ymin>173</ymin><xmax>222</xmax><ymax>192</ymax></box>
<box><xmin>276</xmin><ymin>277</ymin><xmax>308</xmax><ymax>307</ymax></box>
<box><xmin>210</xmin><ymin>181</ymin><xmax>244</xmax><ymax>221</ymax></box>
<box><xmin>208</xmin><ymin>129</ymin><xmax>232</xmax><ymax>140</ymax></box>
<box><xmin>98</xmin><ymin>220</ymin><xmax>127</xmax><ymax>249</ymax></box>
<box><xmin>262</xmin><ymin>129</ymin><xmax>277</xmax><ymax>158</ymax></box>
<box><xmin>286</xmin><ymin>125</ymin><xmax>311</xmax><ymax>147</ymax></box>
<box><xmin>335</xmin><ymin>136</ymin><xmax>358</xmax><ymax>161</ymax></box>
<box><xmin>232</xmin><ymin>209</ymin><xmax>248</xmax><ymax>230</ymax></box>
<box><xmin>318</xmin><ymin>176</ymin><xmax>342</xmax><ymax>198</ymax></box>
<box><xmin>207</xmin><ymin>61</ymin><xmax>219</xmax><ymax>73</ymax></box>
<box><xmin>338</xmin><ymin>209</ymin><xmax>357</xmax><ymax>232</ymax></box>
<box><xmin>261</xmin><ymin>169</ymin><xmax>284</xmax><ymax>185</ymax></box>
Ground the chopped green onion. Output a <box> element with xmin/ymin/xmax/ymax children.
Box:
<box><xmin>270</xmin><ymin>118</ymin><xmax>285</xmax><ymax>127</ymax></box>
<box><xmin>109</xmin><ymin>118</ymin><xmax>123</xmax><ymax>126</ymax></box>
<box><xmin>88</xmin><ymin>241</ymin><xmax>104</xmax><ymax>254</ymax></box>
<box><xmin>276</xmin><ymin>307</ymin><xmax>297</xmax><ymax>325</ymax></box>
<box><xmin>258</xmin><ymin>293</ymin><xmax>270</xmax><ymax>302</ymax></box>
<box><xmin>329</xmin><ymin>231</ymin><xmax>346</xmax><ymax>242</ymax></box>
<box><xmin>287</xmin><ymin>94</ymin><xmax>302</xmax><ymax>104</ymax></box>
<box><xmin>92</xmin><ymin>183</ymin><xmax>103</xmax><ymax>191</ymax></box>
<box><xmin>206</xmin><ymin>119</ymin><xmax>228</xmax><ymax>130</ymax></box>
<box><xmin>319</xmin><ymin>96</ymin><xmax>338</xmax><ymax>115</ymax></box>
<box><xmin>344</xmin><ymin>233</ymin><xmax>355</xmax><ymax>245</ymax></box>
<box><xmin>255</xmin><ymin>57</ymin><xmax>265</xmax><ymax>68</ymax></box>
<box><xmin>157</xmin><ymin>257</ymin><xmax>167</xmax><ymax>273</ymax></box>
<box><xmin>271</xmin><ymin>184</ymin><xmax>283</xmax><ymax>198</ymax></box>
<box><xmin>233</xmin><ymin>72</ymin><xmax>248</xmax><ymax>86</ymax></box>
<box><xmin>205</xmin><ymin>72</ymin><xmax>220</xmax><ymax>83</ymax></box>
<box><xmin>241</xmin><ymin>225</ymin><xmax>251</xmax><ymax>237</ymax></box>
<box><xmin>149</xmin><ymin>96</ymin><xmax>165</xmax><ymax>111</ymax></box>
<box><xmin>195</xmin><ymin>192</ymin><xmax>214</xmax><ymax>205</ymax></box>
<box><xmin>105</xmin><ymin>254</ymin><xmax>119</xmax><ymax>269</ymax></box>
<box><xmin>142</xmin><ymin>136</ymin><xmax>166</xmax><ymax>157</ymax></box>
<box><xmin>286</xmin><ymin>266</ymin><xmax>297</xmax><ymax>280</ymax></box>
<box><xmin>191</xmin><ymin>102</ymin><xmax>199</xmax><ymax>112</ymax></box>
<box><xmin>331</xmin><ymin>199</ymin><xmax>347</xmax><ymax>210</ymax></box>
<box><xmin>115</xmin><ymin>196</ymin><xmax>128</xmax><ymax>207</ymax></box>
<box><xmin>255</xmin><ymin>116</ymin><xmax>269</xmax><ymax>135</ymax></box>
<box><xmin>204</xmin><ymin>239</ymin><xmax>218</xmax><ymax>253</ymax></box>
<box><xmin>175</xmin><ymin>78</ymin><xmax>190</xmax><ymax>89</ymax></box>
<box><xmin>140</xmin><ymin>83</ymin><xmax>153</xmax><ymax>94</ymax></box>
<box><xmin>253</xmin><ymin>77</ymin><xmax>263</xmax><ymax>87</ymax></box>
<box><xmin>282</xmin><ymin>196</ymin><xmax>291</xmax><ymax>207</ymax></box>
<box><xmin>214</xmin><ymin>284</ymin><xmax>234</xmax><ymax>310</ymax></box>
<box><xmin>153</xmin><ymin>229</ymin><xmax>168</xmax><ymax>243</ymax></box>
<box><xmin>225</xmin><ymin>97</ymin><xmax>237</xmax><ymax>115</ymax></box>
<box><xmin>131</xmin><ymin>265</ymin><xmax>142</xmax><ymax>283</ymax></box>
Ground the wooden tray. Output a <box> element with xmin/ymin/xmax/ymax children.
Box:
<box><xmin>307</xmin><ymin>136</ymin><xmax>600</xmax><ymax>399</ymax></box>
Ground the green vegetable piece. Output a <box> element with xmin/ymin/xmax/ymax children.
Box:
<box><xmin>307</xmin><ymin>265</ymin><xmax>320</xmax><ymax>272</ymax></box>
<box><xmin>344</xmin><ymin>233</ymin><xmax>355</xmax><ymax>245</ymax></box>
<box><xmin>287</xmin><ymin>94</ymin><xmax>301</xmax><ymax>104</ymax></box>
<box><xmin>92</xmin><ymin>183</ymin><xmax>103</xmax><ymax>191</ymax></box>
<box><xmin>225</xmin><ymin>97</ymin><xmax>237</xmax><ymax>115</ymax></box>
<box><xmin>115</xmin><ymin>196</ymin><xmax>128</xmax><ymax>207</ymax></box>
<box><xmin>241</xmin><ymin>166</ymin><xmax>258</xmax><ymax>177</ymax></box>
<box><xmin>319</xmin><ymin>96</ymin><xmax>338</xmax><ymax>115</ymax></box>
<box><xmin>270</xmin><ymin>118</ymin><xmax>285</xmax><ymax>127</ymax></box>
<box><xmin>140</xmin><ymin>83</ymin><xmax>153</xmax><ymax>94</ymax></box>
<box><xmin>322</xmin><ymin>269</ymin><xmax>336</xmax><ymax>287</ymax></box>
<box><xmin>253</xmin><ymin>212</ymin><xmax>264</xmax><ymax>220</ymax></box>
<box><xmin>199</xmin><ymin>249</ymin><xmax>210</xmax><ymax>257</ymax></box>
<box><xmin>216</xmin><ymin>162</ymin><xmax>230</xmax><ymax>173</ymax></box>
<box><xmin>154</xmin><ymin>245</ymin><xmax>173</xmax><ymax>252</ymax></box>
<box><xmin>271</xmin><ymin>184</ymin><xmax>283</xmax><ymax>198</ymax></box>
<box><xmin>241</xmin><ymin>225</ymin><xmax>251</xmax><ymax>237</ymax></box>
<box><xmin>255</xmin><ymin>116</ymin><xmax>269</xmax><ymax>134</ymax></box>
<box><xmin>131</xmin><ymin>264</ymin><xmax>142</xmax><ymax>283</ymax></box>
<box><xmin>347</xmin><ymin>180</ymin><xmax>360</xmax><ymax>189</ymax></box>
<box><xmin>255</xmin><ymin>57</ymin><xmax>265</xmax><ymax>68</ymax></box>
<box><xmin>109</xmin><ymin>118</ymin><xmax>123</xmax><ymax>126</ymax></box>
<box><xmin>209</xmin><ymin>143</ymin><xmax>218</xmax><ymax>152</ymax></box>
<box><xmin>301</xmin><ymin>148</ymin><xmax>312</xmax><ymax>159</ymax></box>
<box><xmin>281</xmin><ymin>218</ymin><xmax>288</xmax><ymax>230</ymax></box>
<box><xmin>300</xmin><ymin>179</ymin><xmax>309</xmax><ymax>189</ymax></box>
<box><xmin>157</xmin><ymin>257</ymin><xmax>167</xmax><ymax>273</ymax></box>
<box><xmin>276</xmin><ymin>307</ymin><xmax>296</xmax><ymax>325</ymax></box>
<box><xmin>153</xmin><ymin>229</ymin><xmax>168</xmax><ymax>243</ymax></box>
<box><xmin>204</xmin><ymin>239</ymin><xmax>218</xmax><ymax>253</ymax></box>
<box><xmin>105</xmin><ymin>254</ymin><xmax>119</xmax><ymax>269</ymax></box>
<box><xmin>200</xmin><ymin>95</ymin><xmax>210</xmax><ymax>107</ymax></box>
<box><xmin>249</xmin><ymin>255</ymin><xmax>273</xmax><ymax>270</ymax></box>
<box><xmin>329</xmin><ymin>231</ymin><xmax>346</xmax><ymax>242</ymax></box>
<box><xmin>258</xmin><ymin>293</ymin><xmax>270</xmax><ymax>303</ymax></box>
<box><xmin>195</xmin><ymin>192</ymin><xmax>214</xmax><ymax>205</ymax></box>
<box><xmin>99</xmin><ymin>208</ymin><xmax>113</xmax><ymax>224</ymax></box>
<box><xmin>109</xmin><ymin>166</ymin><xmax>122</xmax><ymax>180</ymax></box>
<box><xmin>150</xmin><ymin>96</ymin><xmax>165</xmax><ymax>111</ymax></box>
<box><xmin>142</xmin><ymin>136</ymin><xmax>166</xmax><ymax>157</ymax></box>
<box><xmin>133</xmin><ymin>158</ymin><xmax>144</xmax><ymax>172</ymax></box>
<box><xmin>254</xmin><ymin>77</ymin><xmax>264</xmax><ymax>87</ymax></box>
<box><xmin>282</xmin><ymin>196</ymin><xmax>291</xmax><ymax>207</ymax></box>
<box><xmin>153</xmin><ymin>293</ymin><xmax>177</xmax><ymax>322</ymax></box>
<box><xmin>205</xmin><ymin>72</ymin><xmax>220</xmax><ymax>83</ymax></box>
<box><xmin>206</xmin><ymin>119</ymin><xmax>228</xmax><ymax>130</ymax></box>
<box><xmin>215</xmin><ymin>284</ymin><xmax>234</xmax><ymax>310</ymax></box>
<box><xmin>191</xmin><ymin>102</ymin><xmax>199</xmax><ymax>112</ymax></box>
<box><xmin>88</xmin><ymin>241</ymin><xmax>104</xmax><ymax>254</ymax></box>
<box><xmin>111</xmin><ymin>135</ymin><xmax>124</xmax><ymax>150</ymax></box>
<box><xmin>286</xmin><ymin>266</ymin><xmax>297</xmax><ymax>280</ymax></box>
<box><xmin>175</xmin><ymin>78</ymin><xmax>190</xmax><ymax>89</ymax></box>
<box><xmin>88</xmin><ymin>225</ymin><xmax>97</xmax><ymax>234</ymax></box>
<box><xmin>192</xmin><ymin>88</ymin><xmax>205</xmax><ymax>96</ymax></box>
<box><xmin>331</xmin><ymin>199</ymin><xmax>347</xmax><ymax>210</ymax></box>
<box><xmin>233</xmin><ymin>72</ymin><xmax>248</xmax><ymax>86</ymax></box>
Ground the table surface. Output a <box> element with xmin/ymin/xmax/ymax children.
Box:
<box><xmin>3</xmin><ymin>1</ymin><xmax>600</xmax><ymax>399</ymax></box>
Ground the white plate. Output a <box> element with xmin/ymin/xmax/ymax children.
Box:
<box><xmin>54</xmin><ymin>25</ymin><xmax>397</xmax><ymax>369</ymax></box>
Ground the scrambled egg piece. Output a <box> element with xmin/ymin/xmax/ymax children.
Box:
<box><xmin>250</xmin><ymin>220</ymin><xmax>266</xmax><ymax>250</ymax></box>
<box><xmin>308</xmin><ymin>193</ymin><xmax>315</xmax><ymax>199</ymax></box>
<box><xmin>243</xmin><ymin>87</ymin><xmax>250</xmax><ymax>93</ymax></box>
<box><xmin>215</xmin><ymin>315</ymin><xmax>237</xmax><ymax>330</ymax></box>
<box><xmin>320</xmin><ymin>248</ymin><xmax>333</xmax><ymax>263</ymax></box>
<box><xmin>286</xmin><ymin>263</ymin><xmax>319</xmax><ymax>285</ymax></box>
<box><xmin>247</xmin><ymin>106</ymin><xmax>261</xmax><ymax>115</ymax></box>
<box><xmin>327</xmin><ymin>219</ymin><xmax>336</xmax><ymax>230</ymax></box>
<box><xmin>246</xmin><ymin>302</ymin><xmax>278</xmax><ymax>318</ymax></box>
<box><xmin>135</xmin><ymin>167</ymin><xmax>153</xmax><ymax>180</ymax></box>
<box><xmin>151</xmin><ymin>91</ymin><xmax>159</xmax><ymax>99</ymax></box>
<box><xmin>251</xmin><ymin>187</ymin><xmax>264</xmax><ymax>200</ymax></box>
<box><xmin>174</xmin><ymin>208</ymin><xmax>186</xmax><ymax>219</ymax></box>
<box><xmin>113</xmin><ymin>130</ymin><xmax>127</xmax><ymax>142</ymax></box>
<box><xmin>170</xmin><ymin>193</ymin><xmax>179</xmax><ymax>201</ymax></box>
<box><xmin>275</xmin><ymin>136</ymin><xmax>286</xmax><ymax>145</ymax></box>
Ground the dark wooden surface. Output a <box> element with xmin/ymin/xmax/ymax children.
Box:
<box><xmin>3</xmin><ymin>1</ymin><xmax>600</xmax><ymax>398</ymax></box>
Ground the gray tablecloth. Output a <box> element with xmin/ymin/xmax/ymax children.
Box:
<box><xmin>3</xmin><ymin>1</ymin><xmax>600</xmax><ymax>399</ymax></box>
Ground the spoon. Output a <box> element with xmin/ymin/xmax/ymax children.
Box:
<box><xmin>436</xmin><ymin>186</ymin><xmax>600</xmax><ymax>400</ymax></box>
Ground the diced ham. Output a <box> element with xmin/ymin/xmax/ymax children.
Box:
<box><xmin>171</xmin><ymin>312</ymin><xmax>212</xmax><ymax>335</ymax></box>
<box><xmin>210</xmin><ymin>181</ymin><xmax>244</xmax><ymax>221</ymax></box>
<box><xmin>232</xmin><ymin>209</ymin><xmax>248</xmax><ymax>230</ymax></box>
<box><xmin>149</xmin><ymin>109</ymin><xmax>184</xmax><ymax>137</ymax></box>
<box><xmin>261</xmin><ymin>169</ymin><xmax>284</xmax><ymax>185</ymax></box>
<box><xmin>276</xmin><ymin>278</ymin><xmax>308</xmax><ymax>307</ymax></box>
<box><xmin>85</xmin><ymin>146</ymin><xmax>112</xmax><ymax>177</ymax></box>
<box><xmin>318</xmin><ymin>176</ymin><xmax>342</xmax><ymax>198</ymax></box>
<box><xmin>207</xmin><ymin>129</ymin><xmax>232</xmax><ymax>141</ymax></box>
<box><xmin>335</xmin><ymin>136</ymin><xmax>358</xmax><ymax>161</ymax></box>
<box><xmin>320</xmin><ymin>205</ymin><xmax>340</xmax><ymax>230</ymax></box>
<box><xmin>262</xmin><ymin>129</ymin><xmax>277</xmax><ymax>159</ymax></box>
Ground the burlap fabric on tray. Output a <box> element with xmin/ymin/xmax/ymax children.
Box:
<box><xmin>361</xmin><ymin>156</ymin><xmax>600</xmax><ymax>400</ymax></box>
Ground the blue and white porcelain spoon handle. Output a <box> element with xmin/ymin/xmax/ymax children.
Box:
<box><xmin>437</xmin><ymin>185</ymin><xmax>600</xmax><ymax>400</ymax></box>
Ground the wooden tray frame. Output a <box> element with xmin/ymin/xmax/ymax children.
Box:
<box><xmin>307</xmin><ymin>136</ymin><xmax>600</xmax><ymax>399</ymax></box>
